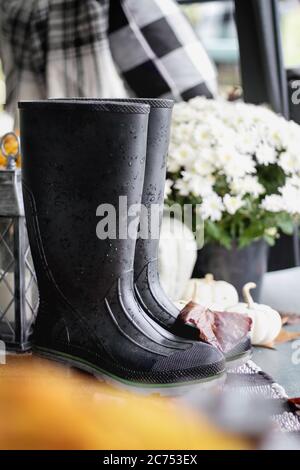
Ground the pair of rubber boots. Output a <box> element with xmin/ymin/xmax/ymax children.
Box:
<box><xmin>20</xmin><ymin>98</ymin><xmax>251</xmax><ymax>394</ymax></box>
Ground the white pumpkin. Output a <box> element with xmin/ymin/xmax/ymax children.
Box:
<box><xmin>227</xmin><ymin>282</ymin><xmax>282</xmax><ymax>345</ymax></box>
<box><xmin>158</xmin><ymin>217</ymin><xmax>197</xmax><ymax>301</ymax></box>
<box><xmin>182</xmin><ymin>274</ymin><xmax>239</xmax><ymax>310</ymax></box>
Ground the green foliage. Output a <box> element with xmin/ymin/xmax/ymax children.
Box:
<box><xmin>257</xmin><ymin>164</ymin><xmax>286</xmax><ymax>195</ymax></box>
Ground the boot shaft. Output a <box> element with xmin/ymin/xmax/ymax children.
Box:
<box><xmin>135</xmin><ymin>103</ymin><xmax>173</xmax><ymax>272</ymax></box>
<box><xmin>47</xmin><ymin>98</ymin><xmax>174</xmax><ymax>268</ymax></box>
<box><xmin>19</xmin><ymin>100</ymin><xmax>150</xmax><ymax>302</ymax></box>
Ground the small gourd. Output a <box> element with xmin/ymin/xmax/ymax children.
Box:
<box><xmin>227</xmin><ymin>282</ymin><xmax>282</xmax><ymax>345</ymax></box>
<box><xmin>182</xmin><ymin>274</ymin><xmax>239</xmax><ymax>310</ymax></box>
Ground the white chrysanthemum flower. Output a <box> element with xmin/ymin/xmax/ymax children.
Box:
<box><xmin>256</xmin><ymin>143</ymin><xmax>277</xmax><ymax>165</ymax></box>
<box><xmin>167</xmin><ymin>158</ymin><xmax>181</xmax><ymax>173</ymax></box>
<box><xmin>225</xmin><ymin>155</ymin><xmax>256</xmax><ymax>179</ymax></box>
<box><xmin>265</xmin><ymin>227</ymin><xmax>278</xmax><ymax>237</ymax></box>
<box><xmin>191</xmin><ymin>158</ymin><xmax>215</xmax><ymax>176</ymax></box>
<box><xmin>280</xmin><ymin>184</ymin><xmax>300</xmax><ymax>215</ymax></box>
<box><xmin>167</xmin><ymin>147</ymin><xmax>181</xmax><ymax>172</ymax></box>
<box><xmin>279</xmin><ymin>152</ymin><xmax>300</xmax><ymax>174</ymax></box>
<box><xmin>170</xmin><ymin>143</ymin><xmax>195</xmax><ymax>167</ymax></box>
<box><xmin>261</xmin><ymin>194</ymin><xmax>285</xmax><ymax>213</ymax></box>
<box><xmin>164</xmin><ymin>179</ymin><xmax>173</xmax><ymax>198</ymax></box>
<box><xmin>236</xmin><ymin>131</ymin><xmax>260</xmax><ymax>154</ymax></box>
<box><xmin>171</xmin><ymin>122</ymin><xmax>195</xmax><ymax>144</ymax></box>
<box><xmin>214</xmin><ymin>146</ymin><xmax>238</xmax><ymax>167</ymax></box>
<box><xmin>266</xmin><ymin>127</ymin><xmax>288</xmax><ymax>150</ymax></box>
<box><xmin>286</xmin><ymin>175</ymin><xmax>300</xmax><ymax>189</ymax></box>
<box><xmin>174</xmin><ymin>179</ymin><xmax>190</xmax><ymax>196</ymax></box>
<box><xmin>284</xmin><ymin>120</ymin><xmax>300</xmax><ymax>150</ymax></box>
<box><xmin>181</xmin><ymin>171</ymin><xmax>214</xmax><ymax>198</ymax></box>
<box><xmin>172</xmin><ymin>103</ymin><xmax>198</xmax><ymax>124</ymax></box>
<box><xmin>196</xmin><ymin>147</ymin><xmax>218</xmax><ymax>164</ymax></box>
<box><xmin>223</xmin><ymin>194</ymin><xmax>245</xmax><ymax>215</ymax></box>
<box><xmin>230</xmin><ymin>176</ymin><xmax>265</xmax><ymax>197</ymax></box>
<box><xmin>192</xmin><ymin>124</ymin><xmax>214</xmax><ymax>146</ymax></box>
<box><xmin>189</xmin><ymin>96</ymin><xmax>220</xmax><ymax>114</ymax></box>
<box><xmin>210</xmin><ymin>126</ymin><xmax>236</xmax><ymax>148</ymax></box>
<box><xmin>215</xmin><ymin>147</ymin><xmax>256</xmax><ymax>179</ymax></box>
<box><xmin>199</xmin><ymin>194</ymin><xmax>224</xmax><ymax>221</ymax></box>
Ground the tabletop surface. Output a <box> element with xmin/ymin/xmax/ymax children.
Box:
<box><xmin>252</xmin><ymin>324</ymin><xmax>300</xmax><ymax>397</ymax></box>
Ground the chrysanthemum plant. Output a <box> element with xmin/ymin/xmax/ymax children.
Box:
<box><xmin>165</xmin><ymin>97</ymin><xmax>300</xmax><ymax>248</ymax></box>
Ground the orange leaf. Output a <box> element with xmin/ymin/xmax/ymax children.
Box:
<box><xmin>260</xmin><ymin>328</ymin><xmax>300</xmax><ymax>348</ymax></box>
<box><xmin>275</xmin><ymin>329</ymin><xmax>300</xmax><ymax>344</ymax></box>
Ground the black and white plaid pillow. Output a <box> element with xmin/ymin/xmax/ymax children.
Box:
<box><xmin>109</xmin><ymin>0</ymin><xmax>217</xmax><ymax>100</ymax></box>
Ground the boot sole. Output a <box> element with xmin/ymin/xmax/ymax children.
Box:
<box><xmin>33</xmin><ymin>346</ymin><xmax>226</xmax><ymax>396</ymax></box>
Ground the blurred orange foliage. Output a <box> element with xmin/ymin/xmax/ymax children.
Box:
<box><xmin>0</xmin><ymin>355</ymin><xmax>248</xmax><ymax>450</ymax></box>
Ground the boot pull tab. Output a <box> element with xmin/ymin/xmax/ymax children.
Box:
<box><xmin>1</xmin><ymin>132</ymin><xmax>20</xmax><ymax>170</ymax></box>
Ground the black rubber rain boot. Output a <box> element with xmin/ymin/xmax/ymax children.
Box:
<box><xmin>51</xmin><ymin>98</ymin><xmax>251</xmax><ymax>368</ymax></box>
<box><xmin>20</xmin><ymin>100</ymin><xmax>225</xmax><ymax>393</ymax></box>
<box><xmin>129</xmin><ymin>100</ymin><xmax>252</xmax><ymax>368</ymax></box>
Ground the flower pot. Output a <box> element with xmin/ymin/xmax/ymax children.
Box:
<box><xmin>193</xmin><ymin>240</ymin><xmax>269</xmax><ymax>302</ymax></box>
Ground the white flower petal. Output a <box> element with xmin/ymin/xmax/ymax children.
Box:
<box><xmin>223</xmin><ymin>195</ymin><xmax>245</xmax><ymax>215</ymax></box>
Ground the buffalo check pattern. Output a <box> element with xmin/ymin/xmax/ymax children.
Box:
<box><xmin>0</xmin><ymin>0</ymin><xmax>217</xmax><ymax>116</ymax></box>
<box><xmin>109</xmin><ymin>0</ymin><xmax>217</xmax><ymax>100</ymax></box>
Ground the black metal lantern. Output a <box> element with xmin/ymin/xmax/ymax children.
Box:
<box><xmin>0</xmin><ymin>133</ymin><xmax>38</xmax><ymax>352</ymax></box>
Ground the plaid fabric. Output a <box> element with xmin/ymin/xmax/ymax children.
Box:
<box><xmin>109</xmin><ymin>0</ymin><xmax>217</xmax><ymax>100</ymax></box>
<box><xmin>0</xmin><ymin>0</ymin><xmax>127</xmax><ymax>117</ymax></box>
<box><xmin>0</xmin><ymin>0</ymin><xmax>217</xmax><ymax>117</ymax></box>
